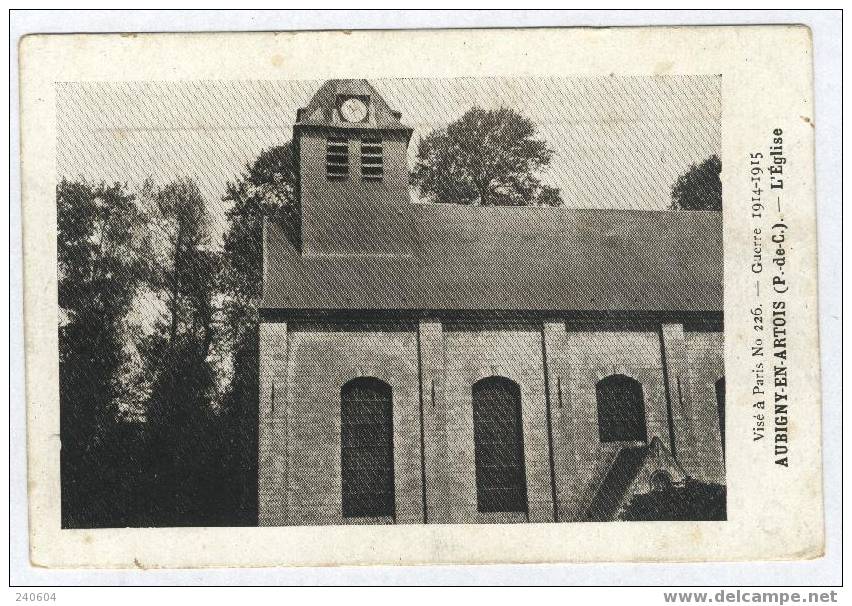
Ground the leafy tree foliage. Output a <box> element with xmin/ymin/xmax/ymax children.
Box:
<box><xmin>58</xmin><ymin>142</ymin><xmax>298</xmax><ymax>527</ymax></box>
<box><xmin>619</xmin><ymin>478</ymin><xmax>727</xmax><ymax>521</ymax></box>
<box><xmin>411</xmin><ymin>107</ymin><xmax>562</xmax><ymax>207</ymax></box>
<box><xmin>670</xmin><ymin>155</ymin><xmax>722</xmax><ymax>211</ymax></box>
<box><xmin>221</xmin><ymin>142</ymin><xmax>297</xmax><ymax>328</ymax></box>
<box><xmin>138</xmin><ymin>178</ymin><xmax>218</xmax><ymax>347</ymax></box>
<box><xmin>133</xmin><ymin>177</ymin><xmax>229</xmax><ymax>525</ymax></box>
<box><xmin>57</xmin><ymin>179</ymin><xmax>145</xmax><ymax>527</ymax></box>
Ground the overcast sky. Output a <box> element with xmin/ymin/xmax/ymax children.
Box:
<box><xmin>57</xmin><ymin>76</ymin><xmax>720</xmax><ymax>241</ymax></box>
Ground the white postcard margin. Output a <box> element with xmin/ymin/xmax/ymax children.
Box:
<box><xmin>19</xmin><ymin>26</ymin><xmax>822</xmax><ymax>568</ymax></box>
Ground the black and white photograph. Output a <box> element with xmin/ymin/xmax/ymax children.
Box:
<box><xmin>15</xmin><ymin>17</ymin><xmax>836</xmax><ymax>583</ymax></box>
<box><xmin>56</xmin><ymin>75</ymin><xmax>725</xmax><ymax>528</ymax></box>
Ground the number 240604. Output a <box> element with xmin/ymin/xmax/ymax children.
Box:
<box><xmin>15</xmin><ymin>594</ymin><xmax>56</xmax><ymax>602</ymax></box>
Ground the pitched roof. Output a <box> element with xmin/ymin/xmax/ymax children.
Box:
<box><xmin>261</xmin><ymin>204</ymin><xmax>723</xmax><ymax>313</ymax></box>
<box><xmin>295</xmin><ymin>79</ymin><xmax>410</xmax><ymax>132</ymax></box>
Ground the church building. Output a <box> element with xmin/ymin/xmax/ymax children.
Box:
<box><xmin>258</xmin><ymin>79</ymin><xmax>725</xmax><ymax>525</ymax></box>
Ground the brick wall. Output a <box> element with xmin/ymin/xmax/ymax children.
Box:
<box><xmin>440</xmin><ymin>323</ymin><xmax>554</xmax><ymax>523</ymax></box>
<box><xmin>685</xmin><ymin>330</ymin><xmax>726</xmax><ymax>483</ymax></box>
<box><xmin>553</xmin><ymin>329</ymin><xmax>670</xmax><ymax>520</ymax></box>
<box><xmin>258</xmin><ymin>322</ymin><xmax>288</xmax><ymax>526</ymax></box>
<box><xmin>289</xmin><ymin>321</ymin><xmax>422</xmax><ymax>525</ymax></box>
<box><xmin>258</xmin><ymin>317</ymin><xmax>725</xmax><ymax>525</ymax></box>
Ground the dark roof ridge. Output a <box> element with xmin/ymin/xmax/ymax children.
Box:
<box><xmin>411</xmin><ymin>203</ymin><xmax>721</xmax><ymax>217</ymax></box>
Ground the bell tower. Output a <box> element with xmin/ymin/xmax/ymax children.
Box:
<box><xmin>294</xmin><ymin>79</ymin><xmax>415</xmax><ymax>256</ymax></box>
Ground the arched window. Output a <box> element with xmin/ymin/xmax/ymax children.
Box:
<box><xmin>340</xmin><ymin>377</ymin><xmax>394</xmax><ymax>518</ymax></box>
<box><xmin>472</xmin><ymin>376</ymin><xmax>527</xmax><ymax>513</ymax></box>
<box><xmin>595</xmin><ymin>374</ymin><xmax>647</xmax><ymax>443</ymax></box>
<box><xmin>715</xmin><ymin>377</ymin><xmax>726</xmax><ymax>455</ymax></box>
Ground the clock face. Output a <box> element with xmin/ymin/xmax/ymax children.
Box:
<box><xmin>340</xmin><ymin>97</ymin><xmax>368</xmax><ymax>123</ymax></box>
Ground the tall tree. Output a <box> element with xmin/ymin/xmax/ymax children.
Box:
<box><xmin>219</xmin><ymin>142</ymin><xmax>298</xmax><ymax>524</ymax></box>
<box><xmin>411</xmin><ymin>107</ymin><xmax>562</xmax><ymax>207</ymax></box>
<box><xmin>670</xmin><ymin>155</ymin><xmax>722</xmax><ymax>211</ymax></box>
<box><xmin>137</xmin><ymin>177</ymin><xmax>224</xmax><ymax>525</ymax></box>
<box><xmin>57</xmin><ymin>178</ymin><xmax>145</xmax><ymax>527</ymax></box>
<box><xmin>139</xmin><ymin>178</ymin><xmax>216</xmax><ymax>347</ymax></box>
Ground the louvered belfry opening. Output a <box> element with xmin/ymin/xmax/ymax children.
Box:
<box><xmin>472</xmin><ymin>376</ymin><xmax>528</xmax><ymax>513</ymax></box>
<box><xmin>340</xmin><ymin>377</ymin><xmax>395</xmax><ymax>518</ymax></box>
<box><xmin>595</xmin><ymin>374</ymin><xmax>648</xmax><ymax>443</ymax></box>
<box><xmin>326</xmin><ymin>135</ymin><xmax>349</xmax><ymax>180</ymax></box>
<box><xmin>360</xmin><ymin>134</ymin><xmax>383</xmax><ymax>181</ymax></box>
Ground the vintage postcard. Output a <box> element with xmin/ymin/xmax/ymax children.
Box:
<box><xmin>19</xmin><ymin>26</ymin><xmax>822</xmax><ymax>567</ymax></box>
